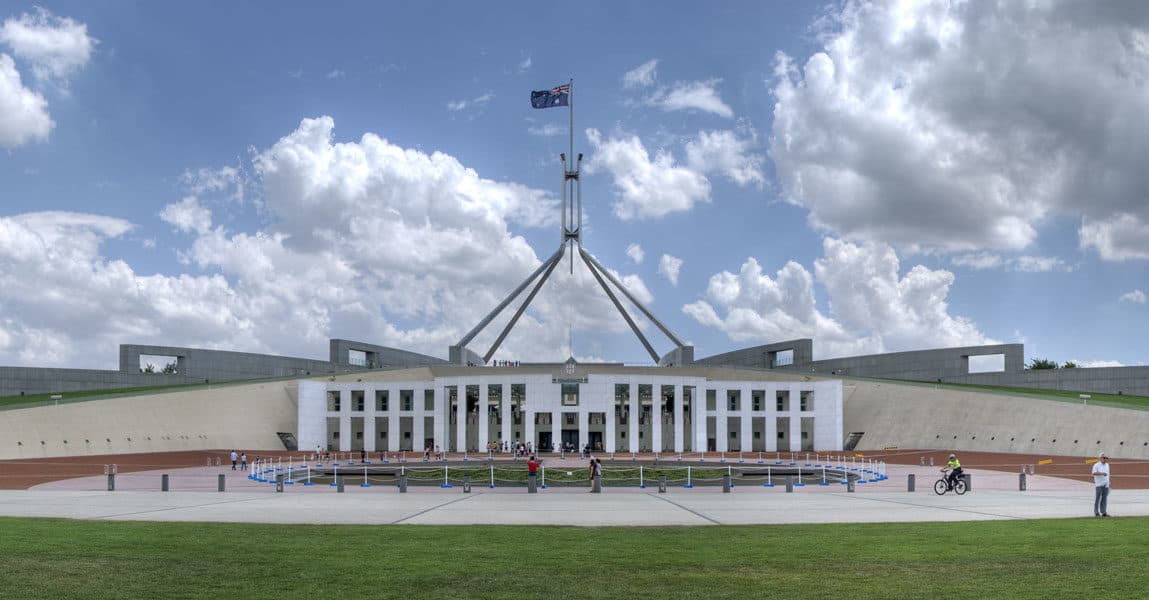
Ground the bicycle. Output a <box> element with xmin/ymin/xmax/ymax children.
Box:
<box><xmin>934</xmin><ymin>468</ymin><xmax>967</xmax><ymax>495</ymax></box>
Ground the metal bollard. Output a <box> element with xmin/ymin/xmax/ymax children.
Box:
<box><xmin>218</xmin><ymin>473</ymin><xmax>226</xmax><ymax>492</ymax></box>
<box><xmin>463</xmin><ymin>475</ymin><xmax>471</xmax><ymax>493</ymax></box>
<box><xmin>785</xmin><ymin>475</ymin><xmax>794</xmax><ymax>493</ymax></box>
<box><xmin>722</xmin><ymin>474</ymin><xmax>731</xmax><ymax>493</ymax></box>
<box><xmin>962</xmin><ymin>473</ymin><xmax>971</xmax><ymax>491</ymax></box>
<box><xmin>592</xmin><ymin>474</ymin><xmax>602</xmax><ymax>493</ymax></box>
<box><xmin>107</xmin><ymin>473</ymin><xmax>115</xmax><ymax>491</ymax></box>
<box><xmin>336</xmin><ymin>476</ymin><xmax>345</xmax><ymax>493</ymax></box>
<box><xmin>276</xmin><ymin>474</ymin><xmax>285</xmax><ymax>493</ymax></box>
<box><xmin>399</xmin><ymin>473</ymin><xmax>408</xmax><ymax>493</ymax></box>
<box><xmin>658</xmin><ymin>475</ymin><xmax>667</xmax><ymax>493</ymax></box>
<box><xmin>907</xmin><ymin>473</ymin><xmax>915</xmax><ymax>492</ymax></box>
<box><xmin>847</xmin><ymin>473</ymin><xmax>856</xmax><ymax>493</ymax></box>
<box><xmin>161</xmin><ymin>474</ymin><xmax>169</xmax><ymax>492</ymax></box>
<box><xmin>1019</xmin><ymin>472</ymin><xmax>1027</xmax><ymax>491</ymax></box>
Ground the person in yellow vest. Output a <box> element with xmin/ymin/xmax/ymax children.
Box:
<box><xmin>944</xmin><ymin>453</ymin><xmax>963</xmax><ymax>491</ymax></box>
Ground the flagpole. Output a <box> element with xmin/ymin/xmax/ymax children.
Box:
<box><xmin>569</xmin><ymin>79</ymin><xmax>574</xmax><ymax>175</ymax></box>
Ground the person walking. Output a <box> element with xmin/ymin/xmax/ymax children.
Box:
<box><xmin>240</xmin><ymin>452</ymin><xmax>247</xmax><ymax>470</ymax></box>
<box><xmin>229</xmin><ymin>450</ymin><xmax>238</xmax><ymax>470</ymax></box>
<box><xmin>1093</xmin><ymin>452</ymin><xmax>1111</xmax><ymax>517</ymax></box>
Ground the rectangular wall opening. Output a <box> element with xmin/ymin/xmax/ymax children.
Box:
<box><xmin>968</xmin><ymin>354</ymin><xmax>1005</xmax><ymax>373</ymax></box>
<box><xmin>139</xmin><ymin>354</ymin><xmax>179</xmax><ymax>374</ymax></box>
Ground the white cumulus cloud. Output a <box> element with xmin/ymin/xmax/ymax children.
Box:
<box><xmin>159</xmin><ymin>197</ymin><xmax>213</xmax><ymax>235</ymax></box>
<box><xmin>0</xmin><ymin>7</ymin><xmax>95</xmax><ymax>81</ymax></box>
<box><xmin>0</xmin><ymin>117</ymin><xmax>664</xmax><ymax>367</ymax></box>
<box><xmin>658</xmin><ymin>254</ymin><xmax>683</xmax><ymax>286</ymax></box>
<box><xmin>1120</xmin><ymin>289</ymin><xmax>1146</xmax><ymax>304</ymax></box>
<box><xmin>770</xmin><ymin>1</ymin><xmax>1149</xmax><ymax>260</ymax></box>
<box><xmin>685</xmin><ymin>238</ymin><xmax>994</xmax><ymax>359</ymax></box>
<box><xmin>622</xmin><ymin>59</ymin><xmax>658</xmax><ymax>88</ymax></box>
<box><xmin>585</xmin><ymin>128</ymin><xmax>711</xmax><ymax>220</ymax></box>
<box><xmin>650</xmin><ymin>79</ymin><xmax>733</xmax><ymax>118</ymax></box>
<box><xmin>0</xmin><ymin>53</ymin><xmax>51</xmax><ymax>147</ymax></box>
<box><xmin>625</xmin><ymin>243</ymin><xmax>644</xmax><ymax>265</ymax></box>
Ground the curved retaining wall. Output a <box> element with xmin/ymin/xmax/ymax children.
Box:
<box><xmin>844</xmin><ymin>379</ymin><xmax>1149</xmax><ymax>459</ymax></box>
<box><xmin>0</xmin><ymin>380</ymin><xmax>298</xmax><ymax>460</ymax></box>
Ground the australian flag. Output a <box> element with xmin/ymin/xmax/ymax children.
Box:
<box><xmin>531</xmin><ymin>84</ymin><xmax>570</xmax><ymax>109</ymax></box>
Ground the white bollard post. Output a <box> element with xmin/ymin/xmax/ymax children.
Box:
<box><xmin>795</xmin><ymin>465</ymin><xmax>805</xmax><ymax>486</ymax></box>
<box><xmin>441</xmin><ymin>464</ymin><xmax>452</xmax><ymax>488</ymax></box>
<box><xmin>305</xmin><ymin>464</ymin><xmax>313</xmax><ymax>486</ymax></box>
<box><xmin>763</xmin><ymin>466</ymin><xmax>774</xmax><ymax>487</ymax></box>
<box><xmin>684</xmin><ymin>465</ymin><xmax>693</xmax><ymax>488</ymax></box>
<box><xmin>820</xmin><ymin>465</ymin><xmax>828</xmax><ymax>486</ymax></box>
<box><xmin>330</xmin><ymin>463</ymin><xmax>339</xmax><ymax>487</ymax></box>
<box><xmin>489</xmin><ymin>462</ymin><xmax>495</xmax><ymax>489</ymax></box>
<box><xmin>640</xmin><ymin>465</ymin><xmax>645</xmax><ymax>489</ymax></box>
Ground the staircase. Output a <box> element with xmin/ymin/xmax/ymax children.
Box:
<box><xmin>277</xmin><ymin>431</ymin><xmax>298</xmax><ymax>451</ymax></box>
<box><xmin>842</xmin><ymin>431</ymin><xmax>864</xmax><ymax>451</ymax></box>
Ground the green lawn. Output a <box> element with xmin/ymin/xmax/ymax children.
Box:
<box><xmin>1</xmin><ymin>517</ymin><xmax>1145</xmax><ymax>599</ymax></box>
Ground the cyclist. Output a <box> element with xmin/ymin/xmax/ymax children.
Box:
<box><xmin>944</xmin><ymin>453</ymin><xmax>963</xmax><ymax>491</ymax></box>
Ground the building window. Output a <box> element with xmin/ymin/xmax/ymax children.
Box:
<box><xmin>402</xmin><ymin>396</ymin><xmax>413</xmax><ymax>411</ymax></box>
<box><xmin>800</xmin><ymin>391</ymin><xmax>814</xmax><ymax>411</ymax></box>
<box><xmin>562</xmin><ymin>383</ymin><xmax>579</xmax><ymax>406</ymax></box>
<box><xmin>327</xmin><ymin>391</ymin><xmax>340</xmax><ymax>411</ymax></box>
<box><xmin>730</xmin><ymin>431</ymin><xmax>737</xmax><ymax>438</ymax></box>
<box><xmin>376</xmin><ymin>391</ymin><xmax>388</xmax><ymax>411</ymax></box>
<box><xmin>752</xmin><ymin>395</ymin><xmax>762</xmax><ymax>411</ymax></box>
<box><xmin>801</xmin><ymin>431</ymin><xmax>808</xmax><ymax>439</ymax></box>
<box><xmin>425</xmin><ymin>390</ymin><xmax>435</xmax><ymax>411</ymax></box>
<box><xmin>356</xmin><ymin>431</ymin><xmax>363</xmax><ymax>440</ymax></box>
<box><xmin>754</xmin><ymin>431</ymin><xmax>761</xmax><ymax>439</ymax></box>
<box><xmin>333</xmin><ymin>431</ymin><xmax>340</xmax><ymax>439</ymax></box>
<box><xmin>380</xmin><ymin>431</ymin><xmax>386</xmax><ymax>439</ymax></box>
<box><xmin>777</xmin><ymin>431</ymin><xmax>785</xmax><ymax>439</ymax></box>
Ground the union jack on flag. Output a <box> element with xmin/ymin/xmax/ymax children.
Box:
<box><xmin>530</xmin><ymin>84</ymin><xmax>570</xmax><ymax>109</ymax></box>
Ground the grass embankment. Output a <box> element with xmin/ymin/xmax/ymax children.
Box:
<box><xmin>887</xmin><ymin>379</ymin><xmax>1149</xmax><ymax>410</ymax></box>
<box><xmin>1</xmin><ymin>517</ymin><xmax>1145</xmax><ymax>599</ymax></box>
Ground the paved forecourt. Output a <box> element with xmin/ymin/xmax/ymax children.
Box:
<box><xmin>1</xmin><ymin>464</ymin><xmax>1145</xmax><ymax>526</ymax></box>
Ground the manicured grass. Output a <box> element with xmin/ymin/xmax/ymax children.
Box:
<box><xmin>1</xmin><ymin>517</ymin><xmax>1146</xmax><ymax>599</ymax></box>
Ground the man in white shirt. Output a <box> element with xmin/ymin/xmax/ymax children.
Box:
<box><xmin>1092</xmin><ymin>452</ymin><xmax>1111</xmax><ymax>517</ymax></box>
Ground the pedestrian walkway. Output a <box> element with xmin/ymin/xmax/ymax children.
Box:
<box><xmin>3</xmin><ymin>464</ymin><xmax>1144</xmax><ymax>526</ymax></box>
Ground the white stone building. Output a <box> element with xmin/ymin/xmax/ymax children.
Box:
<box><xmin>298</xmin><ymin>361</ymin><xmax>843</xmax><ymax>454</ymax></box>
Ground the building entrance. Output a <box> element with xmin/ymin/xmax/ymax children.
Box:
<box><xmin>588</xmin><ymin>431</ymin><xmax>603</xmax><ymax>453</ymax></box>
<box><xmin>561</xmin><ymin>429</ymin><xmax>579</xmax><ymax>452</ymax></box>
<box><xmin>537</xmin><ymin>431</ymin><xmax>553</xmax><ymax>453</ymax></box>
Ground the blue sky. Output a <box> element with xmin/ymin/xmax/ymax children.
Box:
<box><xmin>1</xmin><ymin>1</ymin><xmax>1147</xmax><ymax>370</ymax></box>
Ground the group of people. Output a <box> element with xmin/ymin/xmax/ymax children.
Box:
<box><xmin>228</xmin><ymin>450</ymin><xmax>247</xmax><ymax>470</ymax></box>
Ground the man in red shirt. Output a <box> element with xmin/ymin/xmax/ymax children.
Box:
<box><xmin>527</xmin><ymin>455</ymin><xmax>541</xmax><ymax>491</ymax></box>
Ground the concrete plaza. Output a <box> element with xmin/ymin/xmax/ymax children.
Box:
<box><xmin>1</xmin><ymin>463</ymin><xmax>1143</xmax><ymax>526</ymax></box>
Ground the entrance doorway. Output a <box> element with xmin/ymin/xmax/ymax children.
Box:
<box><xmin>561</xmin><ymin>429</ymin><xmax>579</xmax><ymax>452</ymax></box>
<box><xmin>588</xmin><ymin>431</ymin><xmax>603</xmax><ymax>453</ymax></box>
<box><xmin>537</xmin><ymin>431</ymin><xmax>553</xmax><ymax>453</ymax></box>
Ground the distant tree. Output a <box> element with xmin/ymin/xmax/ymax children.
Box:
<box><xmin>161</xmin><ymin>362</ymin><xmax>178</xmax><ymax>374</ymax></box>
<box><xmin>1062</xmin><ymin>361</ymin><xmax>1077</xmax><ymax>369</ymax></box>
<box><xmin>141</xmin><ymin>363</ymin><xmax>156</xmax><ymax>374</ymax></box>
<box><xmin>1028</xmin><ymin>358</ymin><xmax>1058</xmax><ymax>370</ymax></box>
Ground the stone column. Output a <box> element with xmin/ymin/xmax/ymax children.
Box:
<box><xmin>673</xmin><ymin>384</ymin><xmax>684</xmax><ymax>453</ymax></box>
<box><xmin>432</xmin><ymin>386</ymin><xmax>445</xmax><ymax>453</ymax></box>
<box><xmin>338</xmin><ymin>390</ymin><xmax>352</xmax><ymax>452</ymax></box>
<box><xmin>478</xmin><ymin>383</ymin><xmax>490</xmax><ymax>453</ymax></box>
<box><xmin>455</xmin><ymin>386</ymin><xmax>468</xmax><ymax>453</ymax></box>
<box><xmin>789</xmin><ymin>387</ymin><xmax>802</xmax><ymax>452</ymax></box>
<box><xmin>694</xmin><ymin>387</ymin><xmax>708</xmax><ymax>453</ymax></box>
<box><xmin>716</xmin><ymin>387</ymin><xmax>729</xmax><ymax>453</ymax></box>
<box><xmin>740</xmin><ymin>385</ymin><xmax>752</xmax><ymax>454</ymax></box>
<box><xmin>364</xmin><ymin>388</ymin><xmax>377</xmax><ymax>452</ymax></box>
<box><xmin>578</xmin><ymin>409</ymin><xmax>589</xmax><ymax>455</ymax></box>
<box><xmin>500</xmin><ymin>386</ymin><xmax>512</xmax><ymax>451</ymax></box>
<box><xmin>410</xmin><ymin>388</ymin><xmax>423</xmax><ymax>454</ymax></box>
<box><xmin>765</xmin><ymin>391</ymin><xmax>778</xmax><ymax>452</ymax></box>
<box><xmin>653</xmin><ymin>382</ymin><xmax>666</xmax><ymax>453</ymax></box>
<box><xmin>605</xmin><ymin>390</ymin><xmax>617</xmax><ymax>453</ymax></box>
<box><xmin>628</xmin><ymin>382</ymin><xmax>639</xmax><ymax>454</ymax></box>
